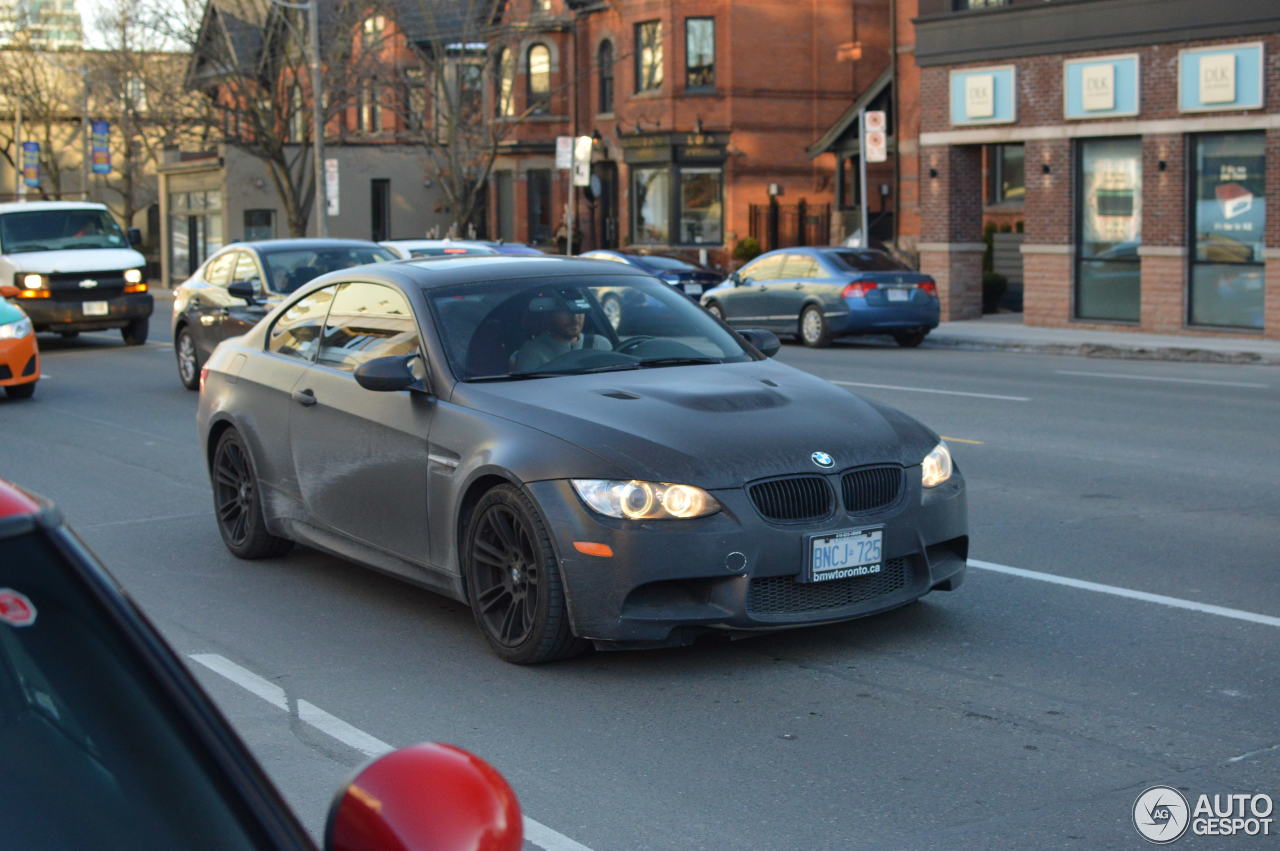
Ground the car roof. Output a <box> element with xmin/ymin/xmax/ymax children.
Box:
<box><xmin>0</xmin><ymin>201</ymin><xmax>110</xmax><ymax>215</ymax></box>
<box><xmin>230</xmin><ymin>238</ymin><xmax>389</xmax><ymax>254</ymax></box>
<box><xmin>388</xmin><ymin>255</ymin><xmax>652</xmax><ymax>289</ymax></box>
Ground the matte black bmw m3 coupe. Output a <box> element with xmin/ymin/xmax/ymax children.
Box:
<box><xmin>197</xmin><ymin>255</ymin><xmax>967</xmax><ymax>663</ymax></box>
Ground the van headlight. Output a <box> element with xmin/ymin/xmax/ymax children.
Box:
<box><xmin>21</xmin><ymin>274</ymin><xmax>45</xmax><ymax>289</ymax></box>
<box><xmin>124</xmin><ymin>268</ymin><xmax>143</xmax><ymax>283</ymax></box>
<box><xmin>0</xmin><ymin>317</ymin><xmax>33</xmax><ymax>340</ymax></box>
<box><xmin>572</xmin><ymin>479</ymin><xmax>721</xmax><ymax>520</ymax></box>
<box><xmin>921</xmin><ymin>442</ymin><xmax>953</xmax><ymax>488</ymax></box>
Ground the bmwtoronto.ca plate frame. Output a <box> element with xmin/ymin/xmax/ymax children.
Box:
<box><xmin>804</xmin><ymin>526</ymin><xmax>884</xmax><ymax>583</ymax></box>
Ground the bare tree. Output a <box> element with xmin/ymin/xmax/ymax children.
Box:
<box><xmin>0</xmin><ymin>45</ymin><xmax>87</xmax><ymax>199</ymax></box>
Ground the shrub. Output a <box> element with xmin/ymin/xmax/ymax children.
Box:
<box><xmin>732</xmin><ymin>237</ymin><xmax>762</xmax><ymax>264</ymax></box>
<box><xmin>982</xmin><ymin>271</ymin><xmax>1008</xmax><ymax>314</ymax></box>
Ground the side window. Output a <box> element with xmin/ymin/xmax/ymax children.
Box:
<box><xmin>204</xmin><ymin>252</ymin><xmax>237</xmax><ymax>287</ymax></box>
<box><xmin>267</xmin><ymin>286</ymin><xmax>338</xmax><ymax>361</ymax></box>
<box><xmin>741</xmin><ymin>254</ymin><xmax>783</xmax><ymax>282</ymax></box>
<box><xmin>316</xmin><ymin>283</ymin><xmax>420</xmax><ymax>373</ymax></box>
<box><xmin>232</xmin><ymin>253</ymin><xmax>262</xmax><ymax>288</ymax></box>
<box><xmin>781</xmin><ymin>255</ymin><xmax>820</xmax><ymax>279</ymax></box>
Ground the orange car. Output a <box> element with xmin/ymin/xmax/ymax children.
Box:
<box><xmin>0</xmin><ymin>285</ymin><xmax>39</xmax><ymax>399</ymax></box>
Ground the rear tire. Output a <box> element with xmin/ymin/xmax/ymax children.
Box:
<box><xmin>800</xmin><ymin>305</ymin><xmax>832</xmax><ymax>348</ymax></box>
<box><xmin>59</xmin><ymin>331</ymin><xmax>79</xmax><ymax>339</ymax></box>
<box><xmin>211</xmin><ymin>429</ymin><xmax>293</xmax><ymax>559</ymax></box>
<box><xmin>894</xmin><ymin>329</ymin><xmax>927</xmax><ymax>348</ymax></box>
<box><xmin>4</xmin><ymin>382</ymin><xmax>35</xmax><ymax>399</ymax></box>
<box><xmin>463</xmin><ymin>484</ymin><xmax>586</xmax><ymax>664</ymax></box>
<box><xmin>122</xmin><ymin>316</ymin><xmax>149</xmax><ymax>346</ymax></box>
<box><xmin>175</xmin><ymin>326</ymin><xmax>201</xmax><ymax>390</ymax></box>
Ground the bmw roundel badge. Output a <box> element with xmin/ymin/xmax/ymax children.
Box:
<box><xmin>811</xmin><ymin>451</ymin><xmax>835</xmax><ymax>469</ymax></box>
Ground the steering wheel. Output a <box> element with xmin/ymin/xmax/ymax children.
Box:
<box><xmin>615</xmin><ymin>335</ymin><xmax>656</xmax><ymax>355</ymax></box>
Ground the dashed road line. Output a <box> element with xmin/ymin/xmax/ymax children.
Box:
<box><xmin>1055</xmin><ymin>369</ymin><xmax>1268</xmax><ymax>389</ymax></box>
<box><xmin>970</xmin><ymin>559</ymin><xmax>1280</xmax><ymax>628</ymax></box>
<box><xmin>830</xmin><ymin>380</ymin><xmax>1030</xmax><ymax>402</ymax></box>
<box><xmin>940</xmin><ymin>435</ymin><xmax>985</xmax><ymax>445</ymax></box>
<box><xmin>189</xmin><ymin>653</ymin><xmax>595</xmax><ymax>851</ymax></box>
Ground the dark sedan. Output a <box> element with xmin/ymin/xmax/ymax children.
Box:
<box><xmin>579</xmin><ymin>250</ymin><xmax>722</xmax><ymax>323</ymax></box>
<box><xmin>702</xmin><ymin>247</ymin><xmax>940</xmax><ymax>347</ymax></box>
<box><xmin>171</xmin><ymin>239</ymin><xmax>395</xmax><ymax>389</ymax></box>
<box><xmin>197</xmin><ymin>256</ymin><xmax>967</xmax><ymax>664</ymax></box>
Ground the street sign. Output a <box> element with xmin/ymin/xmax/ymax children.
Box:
<box><xmin>90</xmin><ymin>121</ymin><xmax>110</xmax><ymax>175</ymax></box>
<box><xmin>21</xmin><ymin>142</ymin><xmax>38</xmax><ymax>188</ymax></box>
<box><xmin>572</xmin><ymin>135</ymin><xmax>593</xmax><ymax>187</ymax></box>
<box><xmin>555</xmin><ymin>136</ymin><xmax>573</xmax><ymax>169</ymax></box>
<box><xmin>325</xmin><ymin>158</ymin><xmax>339</xmax><ymax>217</ymax></box>
<box><xmin>864</xmin><ymin>110</ymin><xmax>886</xmax><ymax>133</ymax></box>
<box><xmin>866</xmin><ymin>130</ymin><xmax>887</xmax><ymax>163</ymax></box>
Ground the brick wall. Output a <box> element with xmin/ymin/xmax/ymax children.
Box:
<box><xmin>1142</xmin><ymin>135</ymin><xmax>1185</xmax><ymax>247</ymax></box>
<box><xmin>1021</xmin><ymin>139</ymin><xmax>1071</xmax><ymax>246</ymax></box>
<box><xmin>1022</xmin><ymin>252</ymin><xmax>1072</xmax><ymax>326</ymax></box>
<box><xmin>1140</xmin><ymin>255</ymin><xmax>1186</xmax><ymax>331</ymax></box>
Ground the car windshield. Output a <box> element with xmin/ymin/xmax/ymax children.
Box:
<box><xmin>0</xmin><ymin>210</ymin><xmax>128</xmax><ymax>253</ymax></box>
<box><xmin>430</xmin><ymin>275</ymin><xmax>754</xmax><ymax>381</ymax></box>
<box><xmin>260</xmin><ymin>246</ymin><xmax>395</xmax><ymax>293</ymax></box>
<box><xmin>827</xmin><ymin>250</ymin><xmax>911</xmax><ymax>272</ymax></box>
<box><xmin>409</xmin><ymin>246</ymin><xmax>498</xmax><ymax>257</ymax></box>
<box><xmin>0</xmin><ymin>529</ymin><xmax>267</xmax><ymax>849</ymax></box>
<box><xmin>636</xmin><ymin>255</ymin><xmax>699</xmax><ymax>272</ymax></box>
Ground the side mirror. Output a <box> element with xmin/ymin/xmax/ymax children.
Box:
<box><xmin>728</xmin><ymin>272</ymin><xmax>741</xmax><ymax>286</ymax></box>
<box><xmin>325</xmin><ymin>742</ymin><xmax>522</xmax><ymax>851</ymax></box>
<box><xmin>738</xmin><ymin>328</ymin><xmax>781</xmax><ymax>358</ymax></box>
<box><xmin>354</xmin><ymin>354</ymin><xmax>426</xmax><ymax>393</ymax></box>
<box><xmin>227</xmin><ymin>280</ymin><xmax>258</xmax><ymax>304</ymax></box>
<box><xmin>0</xmin><ymin>285</ymin><xmax>18</xmax><ymax>298</ymax></box>
<box><xmin>127</xmin><ymin>227</ymin><xmax>142</xmax><ymax>247</ymax></box>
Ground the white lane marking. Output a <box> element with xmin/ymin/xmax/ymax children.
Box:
<box><xmin>1055</xmin><ymin>369</ymin><xmax>1268</xmax><ymax>389</ymax></box>
<box><xmin>970</xmin><ymin>560</ymin><xmax>1280</xmax><ymax>628</ymax></box>
<box><xmin>830</xmin><ymin>380</ymin><xmax>1029</xmax><ymax>402</ymax></box>
<box><xmin>189</xmin><ymin>653</ymin><xmax>593</xmax><ymax>851</ymax></box>
<box><xmin>81</xmin><ymin>511</ymin><xmax>207</xmax><ymax>531</ymax></box>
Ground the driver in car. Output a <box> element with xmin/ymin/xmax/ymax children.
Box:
<box><xmin>512</xmin><ymin>293</ymin><xmax>611</xmax><ymax>372</ymax></box>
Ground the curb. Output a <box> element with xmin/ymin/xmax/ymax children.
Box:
<box><xmin>923</xmin><ymin>335</ymin><xmax>1280</xmax><ymax>365</ymax></box>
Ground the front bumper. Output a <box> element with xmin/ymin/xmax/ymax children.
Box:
<box><xmin>527</xmin><ymin>468</ymin><xmax>967</xmax><ymax>647</ymax></box>
<box><xmin>22</xmin><ymin>293</ymin><xmax>153</xmax><ymax>333</ymax></box>
<box><xmin>0</xmin><ymin>336</ymin><xmax>39</xmax><ymax>386</ymax></box>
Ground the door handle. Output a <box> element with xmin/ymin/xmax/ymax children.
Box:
<box><xmin>292</xmin><ymin>388</ymin><xmax>317</xmax><ymax>407</ymax></box>
<box><xmin>793</xmin><ymin>283</ymin><xmax>804</xmax><ymax>290</ymax></box>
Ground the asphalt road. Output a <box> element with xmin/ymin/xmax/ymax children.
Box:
<box><xmin>3</xmin><ymin>309</ymin><xmax>1278</xmax><ymax>850</ymax></box>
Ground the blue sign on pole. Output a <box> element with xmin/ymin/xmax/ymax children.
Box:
<box><xmin>21</xmin><ymin>141</ymin><xmax>39</xmax><ymax>188</ymax></box>
<box><xmin>90</xmin><ymin>120</ymin><xmax>110</xmax><ymax>174</ymax></box>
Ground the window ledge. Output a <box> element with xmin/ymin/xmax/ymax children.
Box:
<box><xmin>681</xmin><ymin>88</ymin><xmax>719</xmax><ymax>97</ymax></box>
<box><xmin>630</xmin><ymin>89</ymin><xmax>666</xmax><ymax>100</ymax></box>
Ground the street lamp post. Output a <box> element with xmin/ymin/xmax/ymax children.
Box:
<box><xmin>273</xmin><ymin>0</ymin><xmax>327</xmax><ymax>237</ymax></box>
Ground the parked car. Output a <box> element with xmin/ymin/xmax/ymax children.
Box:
<box><xmin>379</xmin><ymin>239</ymin><xmax>500</xmax><ymax>259</ymax></box>
<box><xmin>0</xmin><ymin>201</ymin><xmax>152</xmax><ymax>345</ymax></box>
<box><xmin>0</xmin><ymin>478</ymin><xmax>523</xmax><ymax>850</ymax></box>
<box><xmin>702</xmin><ymin>247</ymin><xmax>940</xmax><ymax>347</ymax></box>
<box><xmin>0</xmin><ymin>287</ymin><xmax>38</xmax><ymax>399</ymax></box>
<box><xmin>172</xmin><ymin>239</ymin><xmax>396</xmax><ymax>390</ymax></box>
<box><xmin>578</xmin><ymin>250</ymin><xmax>723</xmax><ymax>331</ymax></box>
<box><xmin>472</xmin><ymin>241</ymin><xmax>545</xmax><ymax>256</ymax></box>
<box><xmin>197</xmin><ymin>256</ymin><xmax>967</xmax><ymax>664</ymax></box>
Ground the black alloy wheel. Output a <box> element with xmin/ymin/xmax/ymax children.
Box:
<box><xmin>464</xmin><ymin>485</ymin><xmax>584</xmax><ymax>664</ymax></box>
<box><xmin>211</xmin><ymin>429</ymin><xmax>292</xmax><ymax>559</ymax></box>
<box><xmin>175</xmin><ymin>326</ymin><xmax>201</xmax><ymax>390</ymax></box>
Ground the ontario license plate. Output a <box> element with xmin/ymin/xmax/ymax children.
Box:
<box><xmin>83</xmin><ymin>301</ymin><xmax>109</xmax><ymax>316</ymax></box>
<box><xmin>806</xmin><ymin>527</ymin><xmax>883</xmax><ymax>583</ymax></box>
<box><xmin>683</xmin><ymin>283</ymin><xmax>703</xmax><ymax>295</ymax></box>
<box><xmin>885</xmin><ymin>288</ymin><xmax>910</xmax><ymax>302</ymax></box>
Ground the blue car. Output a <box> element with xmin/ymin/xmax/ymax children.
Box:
<box><xmin>702</xmin><ymin>247</ymin><xmax>939</xmax><ymax>347</ymax></box>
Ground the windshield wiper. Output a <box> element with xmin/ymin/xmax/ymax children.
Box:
<box><xmin>467</xmin><ymin>363</ymin><xmax>642</xmax><ymax>382</ymax></box>
<box><xmin>636</xmin><ymin>357</ymin><xmax>724</xmax><ymax>368</ymax></box>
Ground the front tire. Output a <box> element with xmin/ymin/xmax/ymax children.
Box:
<box><xmin>211</xmin><ymin>429</ymin><xmax>292</xmax><ymax>559</ymax></box>
<box><xmin>463</xmin><ymin>484</ymin><xmax>585</xmax><ymax>664</ymax></box>
<box><xmin>122</xmin><ymin>316</ymin><xmax>149</xmax><ymax>345</ymax></box>
<box><xmin>800</xmin><ymin>305</ymin><xmax>832</xmax><ymax>348</ymax></box>
<box><xmin>704</xmin><ymin>301</ymin><xmax>725</xmax><ymax>321</ymax></box>
<box><xmin>175</xmin><ymin>326</ymin><xmax>201</xmax><ymax>390</ymax></box>
<box><xmin>4</xmin><ymin>382</ymin><xmax>35</xmax><ymax>399</ymax></box>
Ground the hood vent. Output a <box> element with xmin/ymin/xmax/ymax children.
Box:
<box><xmin>598</xmin><ymin>390</ymin><xmax>641</xmax><ymax>400</ymax></box>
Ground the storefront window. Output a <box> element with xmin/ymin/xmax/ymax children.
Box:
<box><xmin>1076</xmin><ymin>138</ymin><xmax>1141</xmax><ymax>321</ymax></box>
<box><xmin>989</xmin><ymin>143</ymin><xmax>1024</xmax><ymax>203</ymax></box>
<box><xmin>168</xmin><ymin>190</ymin><xmax>223</xmax><ymax>280</ymax></box>
<box><xmin>679</xmin><ymin>168</ymin><xmax>721</xmax><ymax>244</ymax></box>
<box><xmin>633</xmin><ymin>168</ymin><xmax>670</xmax><ymax>244</ymax></box>
<box><xmin>526</xmin><ymin>169</ymin><xmax>552</xmax><ymax>243</ymax></box>
<box><xmin>1190</xmin><ymin>132</ymin><xmax>1265</xmax><ymax>329</ymax></box>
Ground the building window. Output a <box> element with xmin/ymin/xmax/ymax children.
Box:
<box><xmin>598</xmin><ymin>41</ymin><xmax>614</xmax><ymax>114</ymax></box>
<box><xmin>527</xmin><ymin>168</ymin><xmax>552</xmax><ymax>243</ymax></box>
<box><xmin>685</xmin><ymin>18</ymin><xmax>714</xmax><ymax>90</ymax></box>
<box><xmin>243</xmin><ymin>209</ymin><xmax>274</xmax><ymax>242</ymax></box>
<box><xmin>635</xmin><ymin>21</ymin><xmax>662</xmax><ymax>93</ymax></box>
<box><xmin>358</xmin><ymin>82</ymin><xmax>381</xmax><ymax>132</ymax></box>
<box><xmin>404</xmin><ymin>67</ymin><xmax>426</xmax><ymax>129</ymax></box>
<box><xmin>361</xmin><ymin>14</ymin><xmax>385</xmax><ymax>52</ymax></box>
<box><xmin>633</xmin><ymin>167</ymin><xmax>670</xmax><ymax>243</ymax></box>
<box><xmin>495</xmin><ymin>48</ymin><xmax>515</xmax><ymax>117</ymax></box>
<box><xmin>527</xmin><ymin>44</ymin><xmax>550</xmax><ymax>115</ymax></box>
<box><xmin>1190</xmin><ymin>132</ymin><xmax>1265</xmax><ymax>329</ymax></box>
<box><xmin>988</xmin><ymin>143</ymin><xmax>1024</xmax><ymax>204</ymax></box>
<box><xmin>1076</xmin><ymin>138</ymin><xmax>1141</xmax><ymax>321</ymax></box>
<box><xmin>953</xmin><ymin>0</ymin><xmax>1007</xmax><ymax>8</ymax></box>
<box><xmin>838</xmin><ymin>154</ymin><xmax>861</xmax><ymax>210</ymax></box>
<box><xmin>679</xmin><ymin>167</ymin><xmax>722</xmax><ymax>244</ymax></box>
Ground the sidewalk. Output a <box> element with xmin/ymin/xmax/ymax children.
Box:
<box><xmin>927</xmin><ymin>313</ymin><xmax>1280</xmax><ymax>365</ymax></box>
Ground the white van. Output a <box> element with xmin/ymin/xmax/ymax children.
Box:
<box><xmin>0</xmin><ymin>201</ymin><xmax>154</xmax><ymax>344</ymax></box>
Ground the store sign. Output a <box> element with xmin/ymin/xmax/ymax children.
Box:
<box><xmin>950</xmin><ymin>67</ymin><xmax>1016</xmax><ymax>126</ymax></box>
<box><xmin>21</xmin><ymin>141</ymin><xmax>38</xmax><ymax>188</ymax></box>
<box><xmin>90</xmin><ymin>120</ymin><xmax>110</xmax><ymax>174</ymax></box>
<box><xmin>1064</xmin><ymin>55</ymin><xmax>1138</xmax><ymax>119</ymax></box>
<box><xmin>1179</xmin><ymin>43</ymin><xmax>1263</xmax><ymax>112</ymax></box>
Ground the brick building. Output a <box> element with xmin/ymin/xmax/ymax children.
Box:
<box><xmin>488</xmin><ymin>0</ymin><xmax>890</xmax><ymax>267</ymax></box>
<box><xmin>910</xmin><ymin>0</ymin><xmax>1280</xmax><ymax>338</ymax></box>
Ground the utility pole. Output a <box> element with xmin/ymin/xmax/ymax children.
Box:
<box><xmin>273</xmin><ymin>0</ymin><xmax>327</xmax><ymax>236</ymax></box>
<box><xmin>14</xmin><ymin>97</ymin><xmax>23</xmax><ymax>200</ymax></box>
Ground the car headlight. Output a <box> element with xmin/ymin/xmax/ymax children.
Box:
<box><xmin>0</xmin><ymin>317</ymin><xmax>33</xmax><ymax>340</ymax></box>
<box><xmin>571</xmin><ymin>479</ymin><xmax>721</xmax><ymax>520</ymax></box>
<box><xmin>124</xmin><ymin>268</ymin><xmax>143</xmax><ymax>283</ymax></box>
<box><xmin>921</xmin><ymin>441</ymin><xmax>953</xmax><ymax>488</ymax></box>
<box><xmin>21</xmin><ymin>274</ymin><xmax>44</xmax><ymax>289</ymax></box>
